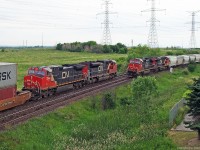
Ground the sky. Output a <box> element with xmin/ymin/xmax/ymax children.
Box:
<box><xmin>0</xmin><ymin>0</ymin><xmax>200</xmax><ymax>48</ymax></box>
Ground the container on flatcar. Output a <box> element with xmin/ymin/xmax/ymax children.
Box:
<box><xmin>0</xmin><ymin>86</ymin><xmax>17</xmax><ymax>101</ymax></box>
<box><xmin>166</xmin><ymin>56</ymin><xmax>177</xmax><ymax>67</ymax></box>
<box><xmin>0</xmin><ymin>62</ymin><xmax>31</xmax><ymax>111</ymax></box>
<box><xmin>0</xmin><ymin>63</ymin><xmax>17</xmax><ymax>89</ymax></box>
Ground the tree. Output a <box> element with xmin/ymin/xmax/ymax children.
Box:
<box><xmin>127</xmin><ymin>45</ymin><xmax>162</xmax><ymax>62</ymax></box>
<box><xmin>131</xmin><ymin>77</ymin><xmax>158</xmax><ymax>123</ymax></box>
<box><xmin>56</xmin><ymin>43</ymin><xmax>63</xmax><ymax>50</ymax></box>
<box><xmin>116</xmin><ymin>43</ymin><xmax>128</xmax><ymax>54</ymax></box>
<box><xmin>102</xmin><ymin>45</ymin><xmax>113</xmax><ymax>53</ymax></box>
<box><xmin>185</xmin><ymin>77</ymin><xmax>200</xmax><ymax>140</ymax></box>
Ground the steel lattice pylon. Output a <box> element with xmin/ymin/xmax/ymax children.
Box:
<box><xmin>97</xmin><ymin>0</ymin><xmax>117</xmax><ymax>45</ymax></box>
<box><xmin>142</xmin><ymin>0</ymin><xmax>165</xmax><ymax>48</ymax></box>
<box><xmin>187</xmin><ymin>11</ymin><xmax>200</xmax><ymax>49</ymax></box>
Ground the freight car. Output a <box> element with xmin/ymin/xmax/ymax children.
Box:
<box><xmin>182</xmin><ymin>55</ymin><xmax>190</xmax><ymax>65</ymax></box>
<box><xmin>0</xmin><ymin>63</ymin><xmax>31</xmax><ymax>111</ymax></box>
<box><xmin>23</xmin><ymin>60</ymin><xmax>117</xmax><ymax>99</ymax></box>
<box><xmin>189</xmin><ymin>55</ymin><xmax>196</xmax><ymax>62</ymax></box>
<box><xmin>192</xmin><ymin>54</ymin><xmax>200</xmax><ymax>63</ymax></box>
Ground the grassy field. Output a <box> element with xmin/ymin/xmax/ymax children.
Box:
<box><xmin>0</xmin><ymin>48</ymin><xmax>127</xmax><ymax>89</ymax></box>
<box><xmin>1</xmin><ymin>48</ymin><xmax>200</xmax><ymax>149</ymax></box>
<box><xmin>0</xmin><ymin>65</ymin><xmax>200</xmax><ymax>149</ymax></box>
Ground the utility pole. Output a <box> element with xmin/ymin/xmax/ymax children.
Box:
<box><xmin>142</xmin><ymin>0</ymin><xmax>165</xmax><ymax>48</ymax></box>
<box><xmin>97</xmin><ymin>0</ymin><xmax>117</xmax><ymax>45</ymax></box>
<box><xmin>42</xmin><ymin>32</ymin><xmax>44</xmax><ymax>48</ymax></box>
<box><xmin>131</xmin><ymin>39</ymin><xmax>134</xmax><ymax>47</ymax></box>
<box><xmin>187</xmin><ymin>11</ymin><xmax>200</xmax><ymax>49</ymax></box>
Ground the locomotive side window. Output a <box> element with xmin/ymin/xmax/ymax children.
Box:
<box><xmin>36</xmin><ymin>71</ymin><xmax>45</xmax><ymax>76</ymax></box>
<box><xmin>28</xmin><ymin>70</ymin><xmax>35</xmax><ymax>75</ymax></box>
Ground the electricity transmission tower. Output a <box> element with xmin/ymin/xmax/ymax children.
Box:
<box><xmin>97</xmin><ymin>0</ymin><xmax>117</xmax><ymax>45</ymax></box>
<box><xmin>187</xmin><ymin>11</ymin><xmax>200</xmax><ymax>49</ymax></box>
<box><xmin>142</xmin><ymin>0</ymin><xmax>165</xmax><ymax>48</ymax></box>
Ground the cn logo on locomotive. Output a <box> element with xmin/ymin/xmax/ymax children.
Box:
<box><xmin>62</xmin><ymin>71</ymin><xmax>70</xmax><ymax>79</ymax></box>
<box><xmin>0</xmin><ymin>71</ymin><xmax>11</xmax><ymax>81</ymax></box>
<box><xmin>98</xmin><ymin>66</ymin><xmax>103</xmax><ymax>72</ymax></box>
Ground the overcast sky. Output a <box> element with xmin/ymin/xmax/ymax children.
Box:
<box><xmin>0</xmin><ymin>0</ymin><xmax>200</xmax><ymax>47</ymax></box>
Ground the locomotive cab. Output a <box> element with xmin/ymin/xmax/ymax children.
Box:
<box><xmin>128</xmin><ymin>59</ymin><xmax>143</xmax><ymax>77</ymax></box>
<box><xmin>24</xmin><ymin>67</ymin><xmax>57</xmax><ymax>98</ymax></box>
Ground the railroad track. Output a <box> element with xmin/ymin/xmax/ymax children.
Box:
<box><xmin>0</xmin><ymin>75</ymin><xmax>131</xmax><ymax>131</ymax></box>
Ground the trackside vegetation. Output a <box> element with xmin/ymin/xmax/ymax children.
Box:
<box><xmin>185</xmin><ymin>77</ymin><xmax>200</xmax><ymax>140</ymax></box>
<box><xmin>0</xmin><ymin>65</ymin><xmax>200</xmax><ymax>149</ymax></box>
<box><xmin>0</xmin><ymin>47</ymin><xmax>200</xmax><ymax>149</ymax></box>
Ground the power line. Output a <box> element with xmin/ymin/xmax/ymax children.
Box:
<box><xmin>142</xmin><ymin>0</ymin><xmax>165</xmax><ymax>48</ymax></box>
<box><xmin>97</xmin><ymin>0</ymin><xmax>117</xmax><ymax>45</ymax></box>
<box><xmin>186</xmin><ymin>10</ymin><xmax>200</xmax><ymax>49</ymax></box>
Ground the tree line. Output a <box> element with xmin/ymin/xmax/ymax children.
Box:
<box><xmin>56</xmin><ymin>41</ymin><xmax>128</xmax><ymax>54</ymax></box>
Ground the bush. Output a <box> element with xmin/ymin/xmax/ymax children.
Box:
<box><xmin>182</xmin><ymin>68</ymin><xmax>189</xmax><ymax>75</ymax></box>
<box><xmin>102</xmin><ymin>93</ymin><xmax>116</xmax><ymax>110</ymax></box>
<box><xmin>131</xmin><ymin>76</ymin><xmax>158</xmax><ymax>100</ymax></box>
<box><xmin>188</xmin><ymin>63</ymin><xmax>196</xmax><ymax>72</ymax></box>
<box><xmin>166</xmin><ymin>51</ymin><xmax>174</xmax><ymax>55</ymax></box>
<box><xmin>90</xmin><ymin>97</ymin><xmax>98</xmax><ymax>110</ymax></box>
<box><xmin>120</xmin><ymin>97</ymin><xmax>131</xmax><ymax>106</ymax></box>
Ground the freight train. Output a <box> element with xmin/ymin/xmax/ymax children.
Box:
<box><xmin>127</xmin><ymin>54</ymin><xmax>200</xmax><ymax>77</ymax></box>
<box><xmin>0</xmin><ymin>54</ymin><xmax>200</xmax><ymax>112</ymax></box>
<box><xmin>0</xmin><ymin>60</ymin><xmax>117</xmax><ymax>111</ymax></box>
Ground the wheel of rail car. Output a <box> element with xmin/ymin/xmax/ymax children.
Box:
<box><xmin>73</xmin><ymin>83</ymin><xmax>77</xmax><ymax>89</ymax></box>
<box><xmin>81</xmin><ymin>81</ymin><xmax>85</xmax><ymax>87</ymax></box>
<box><xmin>141</xmin><ymin>72</ymin><xmax>144</xmax><ymax>77</ymax></box>
<box><xmin>78</xmin><ymin>82</ymin><xmax>82</xmax><ymax>88</ymax></box>
<box><xmin>95</xmin><ymin>77</ymin><xmax>99</xmax><ymax>83</ymax></box>
<box><xmin>52</xmin><ymin>88</ymin><xmax>57</xmax><ymax>95</ymax></box>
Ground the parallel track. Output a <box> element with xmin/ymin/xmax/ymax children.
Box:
<box><xmin>0</xmin><ymin>75</ymin><xmax>131</xmax><ymax>131</ymax></box>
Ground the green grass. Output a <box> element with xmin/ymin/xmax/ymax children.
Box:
<box><xmin>168</xmin><ymin>131</ymin><xmax>200</xmax><ymax>147</ymax></box>
<box><xmin>1</xmin><ymin>48</ymin><xmax>200</xmax><ymax>149</ymax></box>
<box><xmin>0</xmin><ymin>65</ymin><xmax>200</xmax><ymax>150</ymax></box>
<box><xmin>0</xmin><ymin>48</ymin><xmax>127</xmax><ymax>89</ymax></box>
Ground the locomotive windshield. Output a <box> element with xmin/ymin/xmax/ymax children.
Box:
<box><xmin>28</xmin><ymin>70</ymin><xmax>46</xmax><ymax>76</ymax></box>
<box><xmin>130</xmin><ymin>59</ymin><xmax>141</xmax><ymax>64</ymax></box>
<box><xmin>28</xmin><ymin>70</ymin><xmax>35</xmax><ymax>75</ymax></box>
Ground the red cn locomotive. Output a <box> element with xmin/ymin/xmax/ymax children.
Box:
<box><xmin>24</xmin><ymin>60</ymin><xmax>117</xmax><ymax>99</ymax></box>
<box><xmin>24</xmin><ymin>64</ymin><xmax>88</xmax><ymax>98</ymax></box>
<box><xmin>127</xmin><ymin>57</ymin><xmax>170</xmax><ymax>77</ymax></box>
